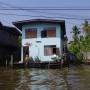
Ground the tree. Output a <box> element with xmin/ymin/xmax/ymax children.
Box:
<box><xmin>72</xmin><ymin>25</ymin><xmax>80</xmax><ymax>43</ymax></box>
<box><xmin>68</xmin><ymin>25</ymin><xmax>83</xmax><ymax>63</ymax></box>
<box><xmin>82</xmin><ymin>20</ymin><xmax>90</xmax><ymax>36</ymax></box>
<box><xmin>82</xmin><ymin>20</ymin><xmax>90</xmax><ymax>60</ymax></box>
<box><xmin>68</xmin><ymin>21</ymin><xmax>90</xmax><ymax>63</ymax></box>
<box><xmin>82</xmin><ymin>20</ymin><xmax>90</xmax><ymax>50</ymax></box>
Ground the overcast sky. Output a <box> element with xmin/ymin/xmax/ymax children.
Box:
<box><xmin>0</xmin><ymin>0</ymin><xmax>90</xmax><ymax>41</ymax></box>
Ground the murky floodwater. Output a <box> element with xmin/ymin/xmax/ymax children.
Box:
<box><xmin>0</xmin><ymin>65</ymin><xmax>90</xmax><ymax>90</ymax></box>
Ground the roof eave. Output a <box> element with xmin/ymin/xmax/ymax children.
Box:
<box><xmin>12</xmin><ymin>19</ymin><xmax>65</xmax><ymax>31</ymax></box>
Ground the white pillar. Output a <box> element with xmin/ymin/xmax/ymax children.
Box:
<box><xmin>21</xmin><ymin>46</ymin><xmax>23</xmax><ymax>63</ymax></box>
<box><xmin>10</xmin><ymin>55</ymin><xmax>13</xmax><ymax>67</ymax></box>
<box><xmin>6</xmin><ymin>59</ymin><xmax>8</xmax><ymax>67</ymax></box>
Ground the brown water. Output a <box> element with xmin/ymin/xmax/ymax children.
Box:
<box><xmin>0</xmin><ymin>65</ymin><xmax>90</xmax><ymax>90</ymax></box>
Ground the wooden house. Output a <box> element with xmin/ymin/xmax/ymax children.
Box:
<box><xmin>0</xmin><ymin>22</ymin><xmax>20</xmax><ymax>66</ymax></box>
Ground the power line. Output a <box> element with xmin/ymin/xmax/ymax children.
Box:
<box><xmin>0</xmin><ymin>1</ymin><xmax>17</xmax><ymax>8</ymax></box>
<box><xmin>0</xmin><ymin>1</ymin><xmax>90</xmax><ymax>20</ymax></box>
<box><xmin>0</xmin><ymin>7</ymin><xmax>89</xmax><ymax>19</ymax></box>
<box><xmin>1</xmin><ymin>8</ymin><xmax>90</xmax><ymax>10</ymax></box>
<box><xmin>0</xmin><ymin>5</ymin><xmax>90</xmax><ymax>19</ymax></box>
<box><xmin>0</xmin><ymin>12</ymin><xmax>90</xmax><ymax>20</ymax></box>
<box><xmin>0</xmin><ymin>6</ymin><xmax>90</xmax><ymax>19</ymax></box>
<box><xmin>0</xmin><ymin>12</ymin><xmax>56</xmax><ymax>19</ymax></box>
<box><xmin>0</xmin><ymin>1</ymin><xmax>90</xmax><ymax>11</ymax></box>
<box><xmin>0</xmin><ymin>7</ymin><xmax>90</xmax><ymax>21</ymax></box>
<box><xmin>0</xmin><ymin>1</ymin><xmax>90</xmax><ymax>18</ymax></box>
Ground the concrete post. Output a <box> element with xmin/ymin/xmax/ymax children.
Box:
<box><xmin>21</xmin><ymin>46</ymin><xmax>23</xmax><ymax>63</ymax></box>
<box><xmin>6</xmin><ymin>59</ymin><xmax>8</xmax><ymax>67</ymax></box>
<box><xmin>10</xmin><ymin>55</ymin><xmax>13</xmax><ymax>67</ymax></box>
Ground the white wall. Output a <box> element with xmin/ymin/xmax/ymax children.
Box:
<box><xmin>83</xmin><ymin>52</ymin><xmax>90</xmax><ymax>60</ymax></box>
<box><xmin>21</xmin><ymin>23</ymin><xmax>62</xmax><ymax>62</ymax></box>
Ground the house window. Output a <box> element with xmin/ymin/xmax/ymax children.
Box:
<box><xmin>44</xmin><ymin>45</ymin><xmax>56</xmax><ymax>56</ymax></box>
<box><xmin>25</xmin><ymin>28</ymin><xmax>37</xmax><ymax>38</ymax></box>
<box><xmin>41</xmin><ymin>30</ymin><xmax>47</xmax><ymax>38</ymax></box>
<box><xmin>41</xmin><ymin>27</ymin><xmax>56</xmax><ymax>38</ymax></box>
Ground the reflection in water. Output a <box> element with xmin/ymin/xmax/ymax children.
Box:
<box><xmin>0</xmin><ymin>65</ymin><xmax>90</xmax><ymax>90</ymax></box>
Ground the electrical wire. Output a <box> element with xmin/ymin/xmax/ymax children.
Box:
<box><xmin>0</xmin><ymin>12</ymin><xmax>90</xmax><ymax>20</ymax></box>
<box><xmin>0</xmin><ymin>1</ymin><xmax>90</xmax><ymax>11</ymax></box>
<box><xmin>1</xmin><ymin>8</ymin><xmax>90</xmax><ymax>10</ymax></box>
<box><xmin>0</xmin><ymin>1</ymin><xmax>90</xmax><ymax>20</ymax></box>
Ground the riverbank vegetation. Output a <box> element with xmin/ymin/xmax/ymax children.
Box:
<box><xmin>68</xmin><ymin>20</ymin><xmax>90</xmax><ymax>63</ymax></box>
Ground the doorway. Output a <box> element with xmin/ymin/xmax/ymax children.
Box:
<box><xmin>23</xmin><ymin>46</ymin><xmax>29</xmax><ymax>61</ymax></box>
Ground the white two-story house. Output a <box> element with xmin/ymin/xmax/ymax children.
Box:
<box><xmin>13</xmin><ymin>19</ymin><xmax>66</xmax><ymax>62</ymax></box>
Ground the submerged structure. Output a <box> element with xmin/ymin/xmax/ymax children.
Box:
<box><xmin>13</xmin><ymin>19</ymin><xmax>67</xmax><ymax>63</ymax></box>
<box><xmin>0</xmin><ymin>22</ymin><xmax>20</xmax><ymax>66</ymax></box>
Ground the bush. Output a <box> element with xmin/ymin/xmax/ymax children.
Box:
<box><xmin>76</xmin><ymin>53</ymin><xmax>83</xmax><ymax>64</ymax></box>
<box><xmin>34</xmin><ymin>56</ymin><xmax>41</xmax><ymax>63</ymax></box>
<box><xmin>28</xmin><ymin>57</ymin><xmax>34</xmax><ymax>63</ymax></box>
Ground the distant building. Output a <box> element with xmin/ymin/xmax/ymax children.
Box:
<box><xmin>13</xmin><ymin>19</ymin><xmax>67</xmax><ymax>62</ymax></box>
<box><xmin>0</xmin><ymin>22</ymin><xmax>20</xmax><ymax>65</ymax></box>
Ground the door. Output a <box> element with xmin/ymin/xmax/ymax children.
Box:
<box><xmin>23</xmin><ymin>46</ymin><xmax>29</xmax><ymax>61</ymax></box>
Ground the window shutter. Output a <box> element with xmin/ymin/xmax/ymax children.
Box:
<box><xmin>47</xmin><ymin>30</ymin><xmax>56</xmax><ymax>37</ymax></box>
<box><xmin>25</xmin><ymin>28</ymin><xmax>37</xmax><ymax>38</ymax></box>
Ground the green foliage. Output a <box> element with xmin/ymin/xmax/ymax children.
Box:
<box><xmin>68</xmin><ymin>42</ymin><xmax>79</xmax><ymax>54</ymax></box>
<box><xmin>34</xmin><ymin>56</ymin><xmax>41</xmax><ymax>62</ymax></box>
<box><xmin>76</xmin><ymin>52</ymin><xmax>83</xmax><ymax>63</ymax></box>
<box><xmin>82</xmin><ymin>20</ymin><xmax>90</xmax><ymax>36</ymax></box>
<box><xmin>84</xmin><ymin>36</ymin><xmax>90</xmax><ymax>51</ymax></box>
<box><xmin>29</xmin><ymin>56</ymin><xmax>33</xmax><ymax>61</ymax></box>
<box><xmin>81</xmin><ymin>20</ymin><xmax>90</xmax><ymax>51</ymax></box>
<box><xmin>68</xmin><ymin>25</ymin><xmax>83</xmax><ymax>63</ymax></box>
<box><xmin>68</xmin><ymin>21</ymin><xmax>90</xmax><ymax>63</ymax></box>
<box><xmin>28</xmin><ymin>56</ymin><xmax>34</xmax><ymax>63</ymax></box>
<box><xmin>72</xmin><ymin>25</ymin><xmax>79</xmax><ymax>42</ymax></box>
<box><xmin>18</xmin><ymin>36</ymin><xmax>21</xmax><ymax>47</ymax></box>
<box><xmin>69</xmin><ymin>25</ymin><xmax>80</xmax><ymax>53</ymax></box>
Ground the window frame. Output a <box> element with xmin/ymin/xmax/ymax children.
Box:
<box><xmin>44</xmin><ymin>45</ymin><xmax>56</xmax><ymax>56</ymax></box>
<box><xmin>25</xmin><ymin>28</ymin><xmax>37</xmax><ymax>38</ymax></box>
<box><xmin>41</xmin><ymin>27</ymin><xmax>56</xmax><ymax>38</ymax></box>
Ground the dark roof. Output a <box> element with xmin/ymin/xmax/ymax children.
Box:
<box><xmin>0</xmin><ymin>22</ymin><xmax>3</xmax><ymax>26</ymax></box>
<box><xmin>3</xmin><ymin>26</ymin><xmax>21</xmax><ymax>35</ymax></box>
<box><xmin>12</xmin><ymin>19</ymin><xmax>66</xmax><ymax>33</ymax></box>
<box><xmin>0</xmin><ymin>22</ymin><xmax>21</xmax><ymax>35</ymax></box>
